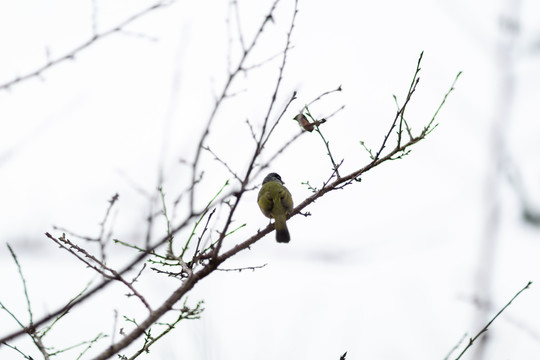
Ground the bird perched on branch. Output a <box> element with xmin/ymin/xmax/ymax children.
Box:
<box><xmin>293</xmin><ymin>113</ymin><xmax>326</xmax><ymax>132</ymax></box>
<box><xmin>257</xmin><ymin>173</ymin><xmax>293</xmax><ymax>243</ymax></box>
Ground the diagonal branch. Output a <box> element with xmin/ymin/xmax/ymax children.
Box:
<box><xmin>0</xmin><ymin>1</ymin><xmax>173</xmax><ymax>91</ymax></box>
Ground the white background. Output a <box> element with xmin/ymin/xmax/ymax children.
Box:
<box><xmin>1</xmin><ymin>0</ymin><xmax>540</xmax><ymax>359</ymax></box>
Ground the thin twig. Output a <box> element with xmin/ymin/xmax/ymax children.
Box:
<box><xmin>217</xmin><ymin>263</ymin><xmax>267</xmax><ymax>272</ymax></box>
<box><xmin>305</xmin><ymin>84</ymin><xmax>342</xmax><ymax>108</ymax></box>
<box><xmin>425</xmin><ymin>71</ymin><xmax>462</xmax><ymax>135</ymax></box>
<box><xmin>6</xmin><ymin>244</ymin><xmax>33</xmax><ymax>325</ymax></box>
<box><xmin>203</xmin><ymin>146</ymin><xmax>242</xmax><ymax>182</ymax></box>
<box><xmin>96</xmin><ymin>193</ymin><xmax>119</xmax><ymax>263</ymax></box>
<box><xmin>454</xmin><ymin>281</ymin><xmax>532</xmax><ymax>360</ymax></box>
<box><xmin>0</xmin><ymin>1</ymin><xmax>173</xmax><ymax>91</ymax></box>
<box><xmin>444</xmin><ymin>332</ymin><xmax>467</xmax><ymax>360</ymax></box>
<box><xmin>45</xmin><ymin>233</ymin><xmax>152</xmax><ymax>312</ymax></box>
<box><xmin>243</xmin><ymin>46</ymin><xmax>295</xmax><ymax>71</ymax></box>
<box><xmin>375</xmin><ymin>52</ymin><xmax>422</xmax><ymax>161</ymax></box>
<box><xmin>304</xmin><ymin>107</ymin><xmax>340</xmax><ymax>177</ymax></box>
<box><xmin>124</xmin><ymin>300</ymin><xmax>204</xmax><ymax>360</ymax></box>
<box><xmin>211</xmin><ymin>0</ymin><xmax>298</xmax><ymax>258</ymax></box>
<box><xmin>0</xmin><ymin>208</ymin><xmax>203</xmax><ymax>345</ymax></box>
<box><xmin>189</xmin><ymin>0</ymin><xmax>281</xmax><ymax>213</ymax></box>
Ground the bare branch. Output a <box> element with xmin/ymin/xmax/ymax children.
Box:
<box><xmin>217</xmin><ymin>263</ymin><xmax>268</xmax><ymax>272</ymax></box>
<box><xmin>203</xmin><ymin>146</ymin><xmax>242</xmax><ymax>183</ymax></box>
<box><xmin>375</xmin><ymin>55</ymin><xmax>421</xmax><ymax>161</ymax></box>
<box><xmin>0</xmin><ymin>1</ymin><xmax>173</xmax><ymax>91</ymax></box>
<box><xmin>305</xmin><ymin>84</ymin><xmax>342</xmax><ymax>108</ymax></box>
<box><xmin>454</xmin><ymin>281</ymin><xmax>532</xmax><ymax>360</ymax></box>
<box><xmin>45</xmin><ymin>233</ymin><xmax>152</xmax><ymax>312</ymax></box>
<box><xmin>189</xmin><ymin>0</ymin><xmax>281</xmax><ymax>213</ymax></box>
<box><xmin>211</xmin><ymin>0</ymin><xmax>299</xmax><ymax>258</ymax></box>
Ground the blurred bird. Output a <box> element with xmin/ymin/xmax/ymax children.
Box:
<box><xmin>293</xmin><ymin>113</ymin><xmax>326</xmax><ymax>132</ymax></box>
<box><xmin>257</xmin><ymin>172</ymin><xmax>293</xmax><ymax>243</ymax></box>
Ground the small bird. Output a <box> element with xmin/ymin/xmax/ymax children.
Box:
<box><xmin>257</xmin><ymin>172</ymin><xmax>294</xmax><ymax>243</ymax></box>
<box><xmin>293</xmin><ymin>113</ymin><xmax>326</xmax><ymax>132</ymax></box>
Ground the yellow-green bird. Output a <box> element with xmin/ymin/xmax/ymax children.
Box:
<box><xmin>258</xmin><ymin>172</ymin><xmax>294</xmax><ymax>243</ymax></box>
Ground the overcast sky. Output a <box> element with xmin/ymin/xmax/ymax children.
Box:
<box><xmin>1</xmin><ymin>1</ymin><xmax>540</xmax><ymax>359</ymax></box>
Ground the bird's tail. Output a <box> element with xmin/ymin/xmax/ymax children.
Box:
<box><xmin>274</xmin><ymin>216</ymin><xmax>290</xmax><ymax>243</ymax></box>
